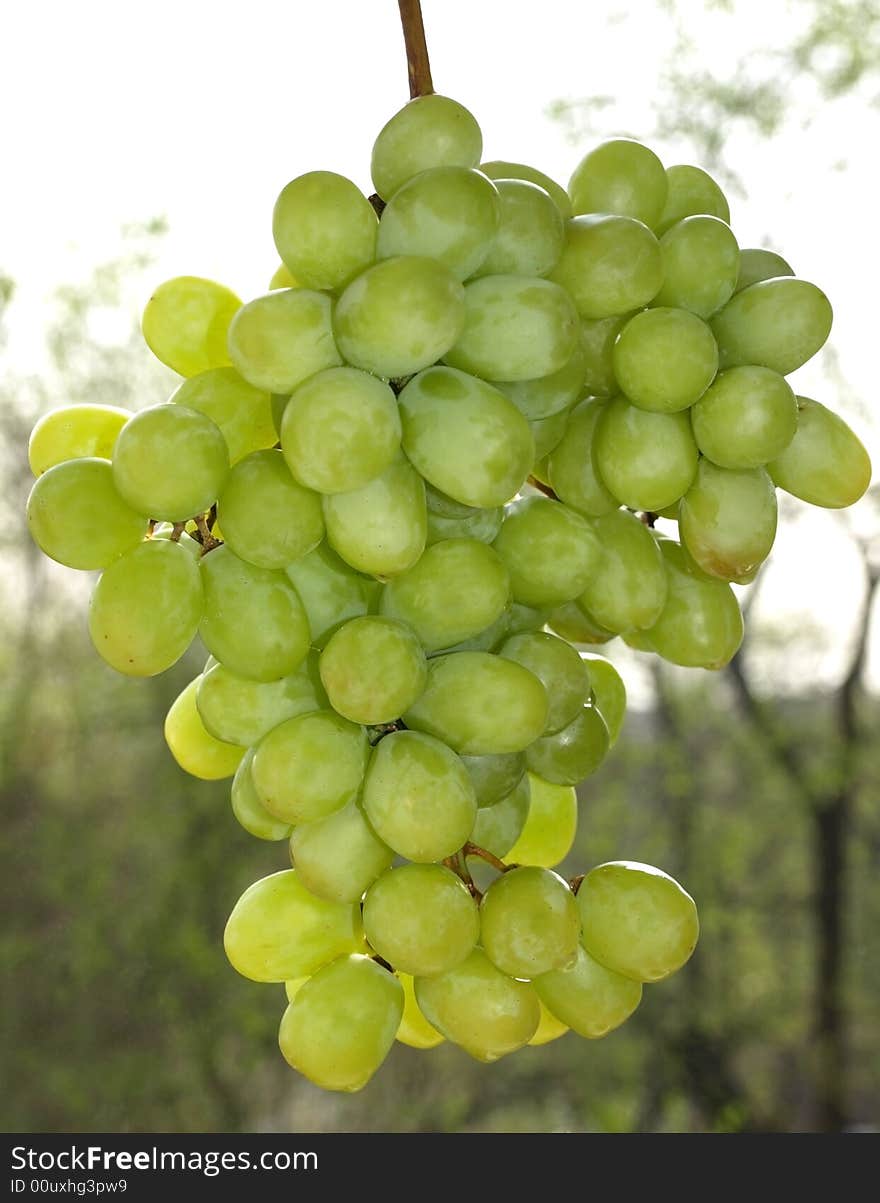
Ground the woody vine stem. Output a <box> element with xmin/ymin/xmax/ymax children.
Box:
<box><xmin>398</xmin><ymin>0</ymin><xmax>434</xmax><ymax>99</ymax></box>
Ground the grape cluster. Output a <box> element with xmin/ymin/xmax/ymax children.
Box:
<box><xmin>25</xmin><ymin>91</ymin><xmax>870</xmax><ymax>1093</ymax></box>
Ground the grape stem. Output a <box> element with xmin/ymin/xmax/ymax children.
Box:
<box><xmin>569</xmin><ymin>873</ymin><xmax>585</xmax><ymax>894</ymax></box>
<box><xmin>397</xmin><ymin>0</ymin><xmax>434</xmax><ymax>99</ymax></box>
<box><xmin>193</xmin><ymin>513</ymin><xmax>222</xmax><ymax>554</ymax></box>
<box><xmin>526</xmin><ymin>475</ymin><xmax>559</xmax><ymax>501</ymax></box>
<box><xmin>462</xmin><ymin>842</ymin><xmax>515</xmax><ymax>875</ymax></box>
<box><xmin>169</xmin><ymin>522</ymin><xmax>186</xmax><ymax>543</ymax></box>
<box><xmin>638</xmin><ymin>510</ymin><xmax>658</xmax><ymax>528</ymax></box>
<box><xmin>444</xmin><ymin>849</ymin><xmax>480</xmax><ymax>899</ymax></box>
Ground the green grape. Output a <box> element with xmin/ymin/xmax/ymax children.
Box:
<box><xmin>690</xmin><ymin>365</ymin><xmax>798</xmax><ymax>469</ymax></box>
<box><xmin>594</xmin><ymin>397</ymin><xmax>699</xmax><ymax>511</ymax></box>
<box><xmin>280</xmin><ymin>367</ymin><xmax>401</xmax><ymax>495</ymax></box>
<box><xmin>88</xmin><ymin>539</ymin><xmax>203</xmax><ymax>676</ymax></box>
<box><xmin>480</xmin><ymin>160</ymin><xmax>573</xmax><ymax>218</ymax></box>
<box><xmin>196</xmin><ymin>654</ymin><xmax>325</xmax><ymax>746</ymax></box>
<box><xmin>735</xmin><ymin>247</ymin><xmax>794</xmax><ymax>293</ymax></box>
<box><xmin>165</xmin><ymin>677</ymin><xmax>246</xmax><ymax>780</ymax></box>
<box><xmin>269</xmin><ymin>264</ymin><xmax>298</xmax><ymax>290</ymax></box>
<box><xmin>142</xmin><ymin>275</ymin><xmax>240</xmax><ymax>376</ymax></box>
<box><xmin>655</xmin><ymin>164</ymin><xmax>730</xmax><ymax>234</ymax></box>
<box><xmin>28</xmin><ymin>404</ymin><xmax>130</xmax><ymax>476</ymax></box>
<box><xmin>319</xmin><ymin>616</ymin><xmax>427</xmax><ymax>724</ymax></box>
<box><xmin>547</xmin><ymin>399</ymin><xmax>619</xmax><ymax>517</ymax></box>
<box><xmin>231</xmin><ymin>748</ymin><xmax>293</xmax><ymax>841</ymax></box>
<box><xmin>363</xmin><ymin>863</ymin><xmax>480</xmax><ymax>977</ymax></box>
<box><xmin>414</xmin><ymin>948</ymin><xmax>540</xmax><ymax>1062</ymax></box>
<box><xmin>426</xmin><ymin>503</ymin><xmax>504</xmax><ymax>546</ymax></box>
<box><xmin>471</xmin><ymin>774</ymin><xmax>531</xmax><ymax>857</ymax></box>
<box><xmin>581</xmin><ymin>654</ymin><xmax>627</xmax><ymax>745</ymax></box>
<box><xmin>362</xmin><ymin>730</ymin><xmax>477</xmax><ymax>862</ymax></box>
<box><xmin>397</xmin><ymin>367</ymin><xmax>533</xmax><ymax>508</ymax></box>
<box><xmin>333</xmin><ymin>256</ymin><xmax>465</xmax><ymax>378</ymax></box>
<box><xmin>284</xmin><ymin>542</ymin><xmax>375</xmax><ymax>648</ymax></box>
<box><xmin>471</xmin><ymin>178</ymin><xmax>564</xmax><ymax>278</ymax></box>
<box><xmin>578</xmin><ymin>508</ymin><xmax>668</xmax><ymax>632</ymax></box>
<box><xmin>493</xmin><ymin>341</ymin><xmax>586</xmax><ymax>420</ymax></box>
<box><xmin>493</xmin><ymin>496</ymin><xmax>601</xmax><ymax>607</ymax></box>
<box><xmin>480</xmin><ymin>866</ymin><xmax>579</xmax><ymax>978</ymax></box>
<box><xmin>680</xmin><ymin>461</ymin><xmax>778</xmax><ymax>580</ymax></box>
<box><xmin>580</xmin><ymin>314</ymin><xmax>628</xmax><ymax>397</ymax></box>
<box><xmin>506</xmin><ymin>773</ymin><xmax>577</xmax><ymax>868</ymax></box>
<box><xmin>546</xmin><ymin>602</ymin><xmax>615</xmax><ymax>646</ymax></box>
<box><xmin>549</xmin><ymin>215</ymin><xmax>663</xmax><ymax>319</ymax></box>
<box><xmin>396</xmin><ymin>973</ymin><xmax>444</xmax><ymax>1049</ymax></box>
<box><xmin>216</xmin><ymin>449</ymin><xmax>323</xmax><ymax>569</ymax></box>
<box><xmin>443</xmin><ymin>275</ymin><xmax>579</xmax><ymax>381</ymax></box>
<box><xmin>526</xmin><ymin>704</ymin><xmax>610</xmax><ymax>786</ymax></box>
<box><xmin>460</xmin><ymin>751</ymin><xmax>526</xmax><ymax>809</ymax></box>
<box><xmin>568</xmin><ymin>138</ymin><xmax>667</xmax><ymax>228</ymax></box>
<box><xmin>26</xmin><ymin>458</ymin><xmax>147</xmax><ymax>570</ymax></box>
<box><xmin>612</xmin><ymin>308</ymin><xmax>718</xmax><ymax>413</ymax></box>
<box><xmin>529</xmin><ymin>1000</ymin><xmax>570</xmax><ymax>1045</ymax></box>
<box><xmin>499</xmin><ymin>631</ymin><xmax>590</xmax><ymax>734</ymax></box>
<box><xmin>655</xmin><ymin>216</ymin><xmax>740</xmax><ymax>317</ymax></box>
<box><xmin>403</xmin><ymin>652</ymin><xmax>548</xmax><ymax>755</ymax></box>
<box><xmin>200</xmin><ymin>546</ymin><xmax>310</xmax><ymax>681</ymax></box>
<box><xmin>169</xmin><ymin>367</ymin><xmax>277</xmax><ymax>465</ymax></box>
<box><xmin>535</xmin><ymin>944</ymin><xmax>642</xmax><ymax>1038</ymax></box>
<box><xmin>371</xmin><ymin>94</ymin><xmax>483</xmax><ymax>200</ymax></box>
<box><xmin>151</xmin><ymin>522</ymin><xmax>202</xmax><ymax>558</ymax></box>
<box><xmin>380</xmin><ymin>538</ymin><xmax>510</xmax><ymax>652</ymax></box>
<box><xmin>227</xmin><ymin>288</ymin><xmax>342</xmax><ymax>393</ymax></box>
<box><xmin>710</xmin><ymin>277</ymin><xmax>833</xmax><ymax>374</ymax></box>
<box><xmin>530</xmin><ymin>407</ymin><xmax>572</xmax><ymax>461</ymax></box>
<box><xmin>768</xmin><ymin>397</ymin><xmax>872</xmax><ymax>509</ymax></box>
<box><xmin>273</xmin><ymin>170</ymin><xmax>377</xmax><ymax>291</ymax></box>
<box><xmin>252</xmin><ymin>709</ymin><xmax>368</xmax><ymax>824</ymax></box>
<box><xmin>577</xmin><ymin>860</ymin><xmax>699</xmax><ymax>982</ymax></box>
<box><xmin>289</xmin><ymin>799</ymin><xmax>394</xmax><ymax>904</ymax></box>
<box><xmin>322</xmin><ymin>453</ymin><xmax>426</xmax><ymax>577</ymax></box>
<box><xmin>377</xmin><ymin>166</ymin><xmax>500</xmax><ymax>280</ymax></box>
<box><xmin>111</xmin><ymin>404</ymin><xmax>229</xmax><ymax>522</ymax></box>
<box><xmin>645</xmin><ymin>540</ymin><xmax>743</xmax><ymax>669</ymax></box>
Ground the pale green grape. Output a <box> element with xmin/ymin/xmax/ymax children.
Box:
<box><xmin>525</xmin><ymin>705</ymin><xmax>610</xmax><ymax>786</ymax></box>
<box><xmin>280</xmin><ymin>367</ymin><xmax>401</xmax><ymax>494</ymax></box>
<box><xmin>480</xmin><ymin>160</ymin><xmax>573</xmax><ymax>218</ymax></box>
<box><xmin>333</xmin><ymin>256</ymin><xmax>465</xmax><ymax>377</ymax></box>
<box><xmin>284</xmin><ymin>542</ymin><xmax>376</xmax><ymax>648</ymax></box>
<box><xmin>273</xmin><ymin>170</ymin><xmax>377</xmax><ymax>291</ymax></box>
<box><xmin>735</xmin><ymin>248</ymin><xmax>794</xmax><ymax>293</ymax></box>
<box><xmin>150</xmin><ymin>522</ymin><xmax>202</xmax><ymax>558</ymax></box>
<box><xmin>493</xmin><ymin>496</ymin><xmax>602</xmax><ymax>607</ymax></box>
<box><xmin>655</xmin><ymin>164</ymin><xmax>730</xmax><ymax>234</ymax></box>
<box><xmin>680</xmin><ymin>461</ymin><xmax>778</xmax><ymax>580</ymax></box>
<box><xmin>481</xmin><ymin>866</ymin><xmax>579</xmax><ymax>978</ymax></box>
<box><xmin>547</xmin><ymin>399</ymin><xmax>619</xmax><ymax>517</ymax></box>
<box><xmin>363</xmin><ymin>864</ymin><xmax>480</xmax><ymax>977</ymax></box>
<box><xmin>142</xmin><ymin>275</ymin><xmax>240</xmax><ymax>376</ymax></box>
<box><xmin>691</xmin><ymin>365</ymin><xmax>798</xmax><ymax>469</ymax></box>
<box><xmin>227</xmin><ymin>288</ymin><xmax>342</xmax><ymax>393</ymax></box>
<box><xmin>472</xmin><ymin>178</ymin><xmax>564</xmax><ymax>278</ymax></box>
<box><xmin>322</xmin><ymin>453</ymin><xmax>426</xmax><ymax>577</ymax></box>
<box><xmin>396</xmin><ymin>973</ymin><xmax>444</xmax><ymax>1049</ymax></box>
<box><xmin>270</xmin><ymin>264</ymin><xmax>298</xmax><ymax>290</ymax></box>
<box><xmin>581</xmin><ymin>655</ymin><xmax>627</xmax><ymax>745</ymax></box>
<box><xmin>711</xmin><ymin>277</ymin><xmax>832</xmax><ymax>374</ymax></box>
<box><xmin>289</xmin><ymin>799</ymin><xmax>394</xmax><ymax>903</ymax></box>
<box><xmin>580</xmin><ymin>314</ymin><xmax>628</xmax><ymax>397</ymax></box>
<box><xmin>216</xmin><ymin>449</ymin><xmax>323</xmax><ymax>569</ymax></box>
<box><xmin>165</xmin><ymin>677</ymin><xmax>246</xmax><ymax>780</ymax></box>
<box><xmin>200</xmin><ymin>546</ymin><xmax>310</xmax><ymax>681</ymax></box>
<box><xmin>530</xmin><ymin>407</ymin><xmax>572</xmax><ymax>461</ymax></box>
<box><xmin>655</xmin><ymin>216</ymin><xmax>740</xmax><ymax>317</ymax></box>
<box><xmin>535</xmin><ymin>944</ymin><xmax>642</xmax><ymax>1038</ymax></box>
<box><xmin>89</xmin><ymin>539</ymin><xmax>202</xmax><ymax>676</ymax></box>
<box><xmin>26</xmin><ymin>458</ymin><xmax>147</xmax><ymax>570</ymax></box>
<box><xmin>499</xmin><ymin>630</ymin><xmax>590</xmax><ymax>734</ymax></box>
<box><xmin>568</xmin><ymin>138</ymin><xmax>667</xmax><ymax>228</ymax></box>
<box><xmin>578</xmin><ymin>861</ymin><xmax>699</xmax><ymax>982</ymax></box>
<box><xmin>645</xmin><ymin>540</ymin><xmax>743</xmax><ymax>668</ymax></box>
<box><xmin>578</xmin><ymin>508</ymin><xmax>668</xmax><ymax>632</ymax></box>
<box><xmin>362</xmin><ymin>730</ymin><xmax>477</xmax><ymax>862</ymax></box>
<box><xmin>28</xmin><ymin>404</ymin><xmax>130</xmax><ymax>476</ymax></box>
<box><xmin>594</xmin><ymin>397</ymin><xmax>699</xmax><ymax>511</ymax></box>
<box><xmin>529</xmin><ymin>1000</ymin><xmax>570</xmax><ymax>1045</ymax></box>
<box><xmin>170</xmin><ymin>367</ymin><xmax>277</xmax><ymax>464</ymax></box>
<box><xmin>506</xmin><ymin>774</ymin><xmax>577</xmax><ymax>868</ymax></box>
<box><xmin>231</xmin><ymin>748</ymin><xmax>293</xmax><ymax>841</ymax></box>
<box><xmin>470</xmin><ymin>775</ymin><xmax>531</xmax><ymax>858</ymax></box>
<box><xmin>426</xmin><ymin>503</ymin><xmax>504</xmax><ymax>546</ymax></box>
<box><xmin>196</xmin><ymin>654</ymin><xmax>325</xmax><ymax>746</ymax></box>
<box><xmin>769</xmin><ymin>397</ymin><xmax>872</xmax><ymax>508</ymax></box>
<box><xmin>549</xmin><ymin>215</ymin><xmax>663</xmax><ymax>319</ymax></box>
<box><xmin>612</xmin><ymin>308</ymin><xmax>718</xmax><ymax>413</ymax></box>
<box><xmin>372</xmin><ymin>94</ymin><xmax>482</xmax><ymax>200</ymax></box>
<box><xmin>546</xmin><ymin>602</ymin><xmax>615</xmax><ymax>646</ymax></box>
<box><xmin>493</xmin><ymin>341</ymin><xmax>586</xmax><ymax>420</ymax></box>
<box><xmin>319</xmin><ymin>616</ymin><xmax>427</xmax><ymax>724</ymax></box>
<box><xmin>460</xmin><ymin>751</ymin><xmax>526</xmax><ymax>808</ymax></box>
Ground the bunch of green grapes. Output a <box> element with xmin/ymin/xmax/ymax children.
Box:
<box><xmin>25</xmin><ymin>91</ymin><xmax>870</xmax><ymax>1093</ymax></box>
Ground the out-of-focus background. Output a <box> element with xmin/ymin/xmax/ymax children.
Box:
<box><xmin>1</xmin><ymin>0</ymin><xmax>878</xmax><ymax>1133</ymax></box>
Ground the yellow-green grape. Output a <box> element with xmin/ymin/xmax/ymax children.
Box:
<box><xmin>444</xmin><ymin>275</ymin><xmax>579</xmax><ymax>381</ymax></box>
<box><xmin>252</xmin><ymin>710</ymin><xmax>368</xmax><ymax>824</ymax></box>
<box><xmin>710</xmin><ymin>277</ymin><xmax>832</xmax><ymax>374</ymax></box>
<box><xmin>273</xmin><ymin>171</ymin><xmax>378</xmax><ymax>291</ymax></box>
<box><xmin>141</xmin><ymin>275</ymin><xmax>241</xmax><ymax>376</ymax></box>
<box><xmin>645</xmin><ymin>540</ymin><xmax>743</xmax><ymax>669</ymax></box>
<box><xmin>526</xmin><ymin>704</ymin><xmax>610</xmax><ymax>786</ymax></box>
<box><xmin>403</xmin><ymin>652</ymin><xmax>548</xmax><ymax>756</ymax></box>
<box><xmin>549</xmin><ymin>215</ymin><xmax>663</xmax><ymax>319</ymax></box>
<box><xmin>377</xmin><ymin>167</ymin><xmax>500</xmax><ymax>280</ymax></box>
<box><xmin>568</xmin><ymin>138</ymin><xmax>667</xmax><ymax>228</ymax></box>
<box><xmin>380</xmin><ymin>538</ymin><xmax>510</xmax><ymax>652</ymax></box>
<box><xmin>655</xmin><ymin>216</ymin><xmax>739</xmax><ymax>319</ymax></box>
<box><xmin>151</xmin><ymin>522</ymin><xmax>202</xmax><ymax>558</ymax></box>
<box><xmin>414</xmin><ymin>949</ymin><xmax>540</xmax><ymax>1062</ymax></box>
<box><xmin>362</xmin><ymin>730</ymin><xmax>477</xmax><ymax>862</ymax></box>
<box><xmin>529</xmin><ymin>1000</ymin><xmax>570</xmax><ymax>1045</ymax></box>
<box><xmin>281</xmin><ymin>367</ymin><xmax>401</xmax><ymax>494</ymax></box>
<box><xmin>535</xmin><ymin>944</ymin><xmax>642</xmax><ymax>1038</ymax></box>
<box><xmin>734</xmin><ymin>247</ymin><xmax>794</xmax><ymax>293</ymax></box>
<box><xmin>655</xmin><ymin>164</ymin><xmax>730</xmax><ymax>235</ymax></box>
<box><xmin>481</xmin><ymin>160</ymin><xmax>573</xmax><ymax>218</ymax></box>
<box><xmin>289</xmin><ymin>799</ymin><xmax>394</xmax><ymax>904</ymax></box>
<box><xmin>164</xmin><ymin>677</ymin><xmax>246</xmax><ymax>780</ymax></box>
<box><xmin>322</xmin><ymin>453</ymin><xmax>426</xmax><ymax>577</ymax></box>
<box><xmin>768</xmin><ymin>397</ymin><xmax>872</xmax><ymax>509</ymax></box>
<box><xmin>26</xmin><ymin>458</ymin><xmax>147</xmax><ymax>570</ymax></box>
<box><xmin>530</xmin><ymin>407</ymin><xmax>573</xmax><ymax>461</ymax></box>
<box><xmin>231</xmin><ymin>748</ymin><xmax>292</xmax><ymax>841</ymax></box>
<box><xmin>470</xmin><ymin>774</ymin><xmax>531</xmax><ymax>858</ymax></box>
<box><xmin>200</xmin><ymin>546</ymin><xmax>311</xmax><ymax>681</ymax></box>
<box><xmin>577</xmin><ymin>508</ymin><xmax>668</xmax><ymax>632</ymax></box>
<box><xmin>493</xmin><ymin>496</ymin><xmax>602</xmax><ymax>608</ymax></box>
<box><xmin>472</xmin><ymin>178</ymin><xmax>565</xmax><ymax>278</ymax></box>
<box><xmin>284</xmin><ymin>977</ymin><xmax>308</xmax><ymax>1003</ymax></box>
<box><xmin>494</xmin><ymin>340</ymin><xmax>586</xmax><ymax>421</ymax></box>
<box><xmin>396</xmin><ymin>973</ymin><xmax>444</xmax><ymax>1049</ymax></box>
<box><xmin>547</xmin><ymin>399</ymin><xmax>619</xmax><ymax>517</ymax></box>
<box><xmin>594</xmin><ymin>397</ymin><xmax>699</xmax><ymax>511</ymax></box>
<box><xmin>499</xmin><ymin>631</ymin><xmax>590</xmax><ymax>734</ymax></box>
<box><xmin>169</xmin><ymin>367</ymin><xmax>276</xmax><ymax>465</ymax></box>
<box><xmin>269</xmin><ymin>263</ymin><xmax>298</xmax><ymax>290</ymax></box>
<box><xmin>680</xmin><ymin>461</ymin><xmax>778</xmax><ymax>581</ymax></box>
<box><xmin>216</xmin><ymin>449</ymin><xmax>323</xmax><ymax>569</ymax></box>
<box><xmin>612</xmin><ymin>308</ymin><xmax>718</xmax><ymax>414</ymax></box>
<box><xmin>397</xmin><ymin>367</ymin><xmax>534</xmax><ymax>507</ymax></box>
<box><xmin>546</xmin><ymin>602</ymin><xmax>615</xmax><ymax>646</ymax></box>
<box><xmin>227</xmin><ymin>288</ymin><xmax>342</xmax><ymax>394</ymax></box>
<box><xmin>363</xmin><ymin>864</ymin><xmax>480</xmax><ymax>977</ymax></box>
<box><xmin>690</xmin><ymin>365</ymin><xmax>798</xmax><ymax>469</ymax></box>
<box><xmin>333</xmin><ymin>256</ymin><xmax>465</xmax><ymax>378</ymax></box>
<box><xmin>88</xmin><ymin>539</ymin><xmax>203</xmax><ymax>676</ymax></box>
<box><xmin>581</xmin><ymin>314</ymin><xmax>629</xmax><ymax>397</ymax></box>
<box><xmin>581</xmin><ymin>655</ymin><xmax>627</xmax><ymax>746</ymax></box>
<box><xmin>371</xmin><ymin>94</ymin><xmax>483</xmax><ymax>200</ymax></box>
<box><xmin>480</xmin><ymin>866</ymin><xmax>580</xmax><ymax>978</ymax></box>
<box><xmin>460</xmin><ymin>751</ymin><xmax>526</xmax><ymax>808</ymax></box>
<box><xmin>426</xmin><ymin>503</ymin><xmax>504</xmax><ymax>546</ymax></box>
<box><xmin>284</xmin><ymin>542</ymin><xmax>376</xmax><ymax>648</ymax></box>
<box><xmin>28</xmin><ymin>404</ymin><xmax>130</xmax><ymax>476</ymax></box>
<box><xmin>196</xmin><ymin>654</ymin><xmax>326</xmax><ymax>747</ymax></box>
<box><xmin>577</xmin><ymin>861</ymin><xmax>699</xmax><ymax>983</ymax></box>
<box><xmin>319</xmin><ymin>616</ymin><xmax>427</xmax><ymax>724</ymax></box>
<box><xmin>506</xmin><ymin>774</ymin><xmax>577</xmax><ymax>868</ymax></box>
